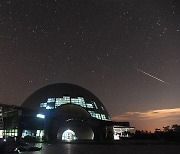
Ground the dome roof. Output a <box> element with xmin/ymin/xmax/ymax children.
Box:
<box><xmin>22</xmin><ymin>83</ymin><xmax>110</xmax><ymax>120</ymax></box>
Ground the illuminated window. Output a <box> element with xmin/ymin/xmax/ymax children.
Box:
<box><xmin>86</xmin><ymin>103</ymin><xmax>93</xmax><ymax>108</ymax></box>
<box><xmin>64</xmin><ymin>96</ymin><xmax>70</xmax><ymax>101</ymax></box>
<box><xmin>22</xmin><ymin>130</ymin><xmax>35</xmax><ymax>138</ymax></box>
<box><xmin>71</xmin><ymin>97</ymin><xmax>86</xmax><ymax>108</ymax></box>
<box><xmin>78</xmin><ymin>97</ymin><xmax>86</xmax><ymax>108</ymax></box>
<box><xmin>93</xmin><ymin>101</ymin><xmax>98</xmax><ymax>109</ymax></box>
<box><xmin>88</xmin><ymin>111</ymin><xmax>96</xmax><ymax>118</ymax></box>
<box><xmin>95</xmin><ymin>113</ymin><xmax>101</xmax><ymax>120</ymax></box>
<box><xmin>46</xmin><ymin>106</ymin><xmax>54</xmax><ymax>109</ymax></box>
<box><xmin>46</xmin><ymin>102</ymin><xmax>54</xmax><ymax>109</ymax></box>
<box><xmin>101</xmin><ymin>114</ymin><xmax>107</xmax><ymax>120</ymax></box>
<box><xmin>55</xmin><ymin>98</ymin><xmax>65</xmax><ymax>107</ymax></box>
<box><xmin>4</xmin><ymin>129</ymin><xmax>18</xmax><ymax>137</ymax></box>
<box><xmin>114</xmin><ymin>133</ymin><xmax>120</xmax><ymax>140</ymax></box>
<box><xmin>39</xmin><ymin>96</ymin><xmax>107</xmax><ymax>122</ymax></box>
<box><xmin>36</xmin><ymin>130</ymin><xmax>44</xmax><ymax>139</ymax></box>
<box><xmin>40</xmin><ymin>103</ymin><xmax>47</xmax><ymax>108</ymax></box>
<box><xmin>47</xmin><ymin>98</ymin><xmax>55</xmax><ymax>102</ymax></box>
<box><xmin>0</xmin><ymin>130</ymin><xmax>4</xmax><ymax>138</ymax></box>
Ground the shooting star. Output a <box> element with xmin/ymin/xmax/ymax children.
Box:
<box><xmin>137</xmin><ymin>68</ymin><xmax>169</xmax><ymax>85</ymax></box>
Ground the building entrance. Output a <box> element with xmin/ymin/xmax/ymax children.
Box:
<box><xmin>62</xmin><ymin>129</ymin><xmax>77</xmax><ymax>141</ymax></box>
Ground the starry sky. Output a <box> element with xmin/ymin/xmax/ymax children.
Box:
<box><xmin>0</xmin><ymin>0</ymin><xmax>180</xmax><ymax>131</ymax></box>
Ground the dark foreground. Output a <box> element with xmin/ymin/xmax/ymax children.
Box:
<box><xmin>22</xmin><ymin>142</ymin><xmax>180</xmax><ymax>154</ymax></box>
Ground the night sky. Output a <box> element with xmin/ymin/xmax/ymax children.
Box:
<box><xmin>0</xmin><ymin>0</ymin><xmax>180</xmax><ymax>131</ymax></box>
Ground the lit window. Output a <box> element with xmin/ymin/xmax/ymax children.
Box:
<box><xmin>55</xmin><ymin>102</ymin><xmax>61</xmax><ymax>107</ymax></box>
<box><xmin>36</xmin><ymin>130</ymin><xmax>44</xmax><ymax>138</ymax></box>
<box><xmin>64</xmin><ymin>96</ymin><xmax>70</xmax><ymax>101</ymax></box>
<box><xmin>71</xmin><ymin>97</ymin><xmax>86</xmax><ymax>108</ymax></box>
<box><xmin>86</xmin><ymin>103</ymin><xmax>93</xmax><ymax>108</ymax></box>
<box><xmin>40</xmin><ymin>103</ymin><xmax>47</xmax><ymax>108</ymax></box>
<box><xmin>0</xmin><ymin>130</ymin><xmax>4</xmax><ymax>138</ymax></box>
<box><xmin>47</xmin><ymin>98</ymin><xmax>55</xmax><ymax>102</ymax></box>
<box><xmin>22</xmin><ymin>130</ymin><xmax>35</xmax><ymax>138</ymax></box>
<box><xmin>95</xmin><ymin>113</ymin><xmax>101</xmax><ymax>120</ymax></box>
<box><xmin>46</xmin><ymin>106</ymin><xmax>54</xmax><ymax>109</ymax></box>
<box><xmin>88</xmin><ymin>111</ymin><xmax>96</xmax><ymax>118</ymax></box>
<box><xmin>3</xmin><ymin>129</ymin><xmax>18</xmax><ymax>137</ymax></box>
<box><xmin>101</xmin><ymin>114</ymin><xmax>107</xmax><ymax>120</ymax></box>
<box><xmin>93</xmin><ymin>101</ymin><xmax>98</xmax><ymax>109</ymax></box>
<box><xmin>39</xmin><ymin>96</ymin><xmax>100</xmax><ymax>111</ymax></box>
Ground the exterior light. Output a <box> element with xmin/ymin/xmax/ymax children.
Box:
<box><xmin>36</xmin><ymin>114</ymin><xmax>45</xmax><ymax>119</ymax></box>
<box><xmin>62</xmin><ymin>129</ymin><xmax>77</xmax><ymax>141</ymax></box>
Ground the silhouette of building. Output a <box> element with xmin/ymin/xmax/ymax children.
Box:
<box><xmin>0</xmin><ymin>83</ymin><xmax>134</xmax><ymax>141</ymax></box>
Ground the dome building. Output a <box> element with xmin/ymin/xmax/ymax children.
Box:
<box><xmin>22</xmin><ymin>83</ymin><xmax>110</xmax><ymax>121</ymax></box>
<box><xmin>0</xmin><ymin>83</ymin><xmax>134</xmax><ymax>141</ymax></box>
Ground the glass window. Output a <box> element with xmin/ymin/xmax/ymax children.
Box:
<box><xmin>0</xmin><ymin>130</ymin><xmax>3</xmax><ymax>138</ymax></box>
<box><xmin>39</xmin><ymin>96</ymin><xmax>101</xmax><ymax>112</ymax></box>
<box><xmin>45</xmin><ymin>102</ymin><xmax>54</xmax><ymax>109</ymax></box>
<box><xmin>95</xmin><ymin>113</ymin><xmax>101</xmax><ymax>120</ymax></box>
<box><xmin>22</xmin><ymin>130</ymin><xmax>35</xmax><ymax>138</ymax></box>
<box><xmin>40</xmin><ymin>103</ymin><xmax>47</xmax><ymax>108</ymax></box>
<box><xmin>46</xmin><ymin>106</ymin><xmax>54</xmax><ymax>109</ymax></box>
<box><xmin>36</xmin><ymin>130</ymin><xmax>44</xmax><ymax>137</ymax></box>
<box><xmin>71</xmin><ymin>97</ymin><xmax>86</xmax><ymax>108</ymax></box>
<box><xmin>4</xmin><ymin>129</ymin><xmax>18</xmax><ymax>137</ymax></box>
<box><xmin>47</xmin><ymin>98</ymin><xmax>55</xmax><ymax>102</ymax></box>
<box><xmin>86</xmin><ymin>103</ymin><xmax>93</xmax><ymax>108</ymax></box>
<box><xmin>93</xmin><ymin>101</ymin><xmax>98</xmax><ymax>109</ymax></box>
<box><xmin>88</xmin><ymin>111</ymin><xmax>96</xmax><ymax>118</ymax></box>
<box><xmin>101</xmin><ymin>114</ymin><xmax>107</xmax><ymax>120</ymax></box>
<box><xmin>64</xmin><ymin>96</ymin><xmax>70</xmax><ymax>101</ymax></box>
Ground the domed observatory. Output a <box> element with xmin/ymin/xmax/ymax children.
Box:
<box><xmin>21</xmin><ymin>83</ymin><xmax>133</xmax><ymax>142</ymax></box>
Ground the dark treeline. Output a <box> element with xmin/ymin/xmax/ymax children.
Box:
<box><xmin>131</xmin><ymin>124</ymin><xmax>180</xmax><ymax>142</ymax></box>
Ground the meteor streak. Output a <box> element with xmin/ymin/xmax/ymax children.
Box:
<box><xmin>137</xmin><ymin>68</ymin><xmax>169</xmax><ymax>85</ymax></box>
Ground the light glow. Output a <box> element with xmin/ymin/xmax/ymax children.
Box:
<box><xmin>62</xmin><ymin>129</ymin><xmax>77</xmax><ymax>141</ymax></box>
<box><xmin>36</xmin><ymin>114</ymin><xmax>45</xmax><ymax>119</ymax></box>
<box><xmin>112</xmin><ymin>108</ymin><xmax>180</xmax><ymax>121</ymax></box>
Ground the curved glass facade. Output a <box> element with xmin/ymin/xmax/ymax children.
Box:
<box><xmin>39</xmin><ymin>96</ymin><xmax>110</xmax><ymax>121</ymax></box>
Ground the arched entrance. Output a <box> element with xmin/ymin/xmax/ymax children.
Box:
<box><xmin>56</xmin><ymin>121</ymin><xmax>94</xmax><ymax>141</ymax></box>
<box><xmin>49</xmin><ymin>104</ymin><xmax>95</xmax><ymax>141</ymax></box>
<box><xmin>62</xmin><ymin>129</ymin><xmax>77</xmax><ymax>141</ymax></box>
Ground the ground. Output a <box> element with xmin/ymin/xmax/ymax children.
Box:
<box><xmin>23</xmin><ymin>142</ymin><xmax>180</xmax><ymax>154</ymax></box>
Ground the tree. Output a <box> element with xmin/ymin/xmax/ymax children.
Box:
<box><xmin>172</xmin><ymin>124</ymin><xmax>180</xmax><ymax>132</ymax></box>
<box><xmin>163</xmin><ymin>126</ymin><xmax>170</xmax><ymax>132</ymax></box>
